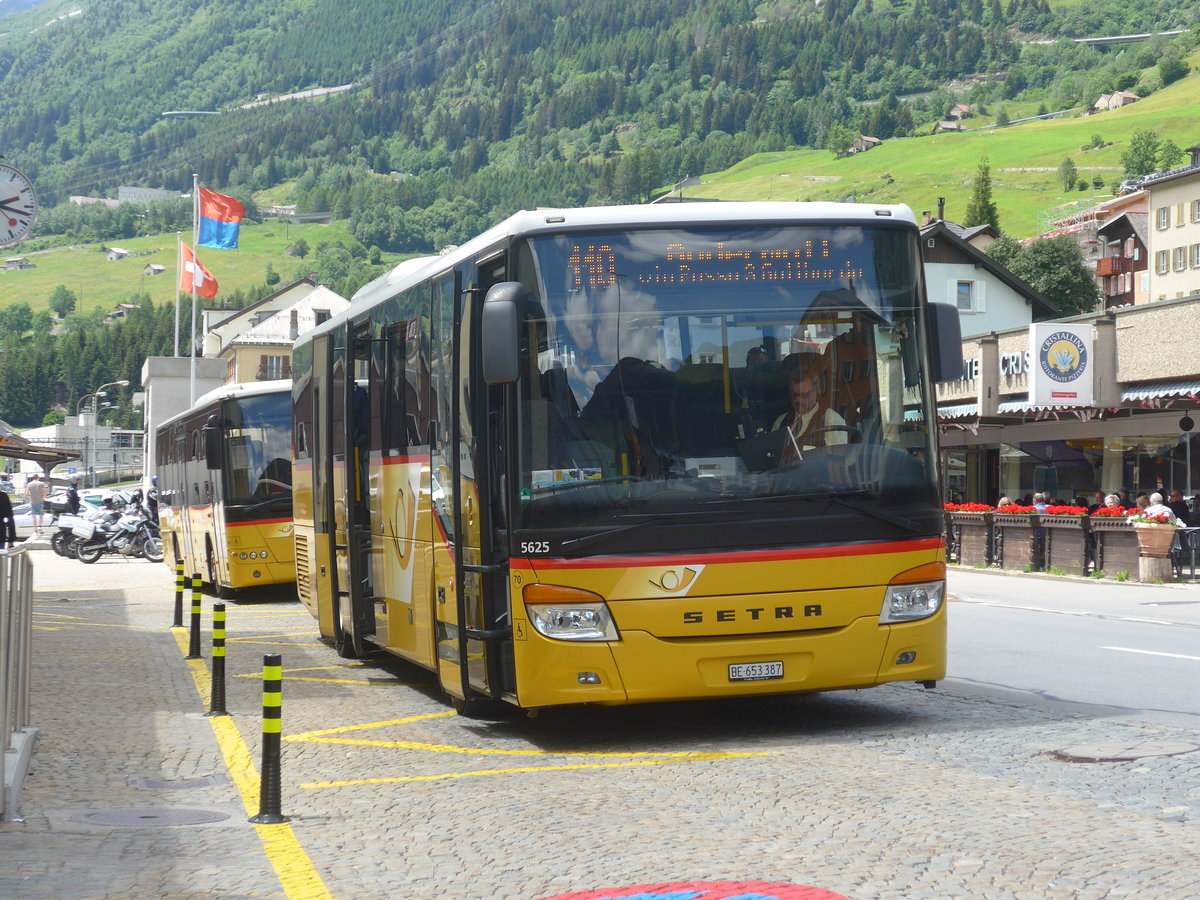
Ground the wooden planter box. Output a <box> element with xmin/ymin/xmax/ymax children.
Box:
<box><xmin>1040</xmin><ymin>515</ymin><xmax>1090</xmax><ymax>577</ymax></box>
<box><xmin>1089</xmin><ymin>518</ymin><xmax>1141</xmax><ymax>581</ymax></box>
<box><xmin>949</xmin><ymin>512</ymin><xmax>993</xmax><ymax>567</ymax></box>
<box><xmin>993</xmin><ymin>513</ymin><xmax>1042</xmax><ymax>571</ymax></box>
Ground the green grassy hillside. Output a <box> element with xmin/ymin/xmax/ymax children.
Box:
<box><xmin>697</xmin><ymin>55</ymin><xmax>1200</xmax><ymax>237</ymax></box>
<box><xmin>0</xmin><ymin>220</ymin><xmax>384</xmax><ymax>315</ymax></box>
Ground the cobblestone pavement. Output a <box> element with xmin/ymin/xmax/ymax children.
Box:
<box><xmin>3</xmin><ymin>549</ymin><xmax>1199</xmax><ymax>900</ymax></box>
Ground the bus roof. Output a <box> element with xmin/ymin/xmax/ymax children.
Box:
<box><xmin>301</xmin><ymin>201</ymin><xmax>918</xmax><ymax>346</ymax></box>
<box><xmin>156</xmin><ymin>379</ymin><xmax>291</xmax><ymax>433</ymax></box>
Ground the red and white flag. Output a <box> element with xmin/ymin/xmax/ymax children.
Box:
<box><xmin>180</xmin><ymin>241</ymin><xmax>218</xmax><ymax>299</ymax></box>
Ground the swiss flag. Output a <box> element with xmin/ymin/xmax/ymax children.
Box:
<box><xmin>180</xmin><ymin>241</ymin><xmax>218</xmax><ymax>299</ymax></box>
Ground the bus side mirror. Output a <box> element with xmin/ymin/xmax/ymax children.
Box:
<box><xmin>927</xmin><ymin>301</ymin><xmax>964</xmax><ymax>384</ymax></box>
<box><xmin>481</xmin><ymin>282</ymin><xmax>522</xmax><ymax>385</ymax></box>
<box><xmin>202</xmin><ymin>415</ymin><xmax>224</xmax><ymax>469</ymax></box>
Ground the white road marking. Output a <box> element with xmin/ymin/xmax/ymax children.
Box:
<box><xmin>1102</xmin><ymin>646</ymin><xmax>1200</xmax><ymax>662</ymax></box>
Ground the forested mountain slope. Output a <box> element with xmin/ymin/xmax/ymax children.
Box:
<box><xmin>1</xmin><ymin>0</ymin><xmax>1195</xmax><ymax>257</ymax></box>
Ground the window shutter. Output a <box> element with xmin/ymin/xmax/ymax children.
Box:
<box><xmin>257</xmin><ymin>354</ymin><xmax>268</xmax><ymax>380</ymax></box>
<box><xmin>975</xmin><ymin>280</ymin><xmax>986</xmax><ymax>313</ymax></box>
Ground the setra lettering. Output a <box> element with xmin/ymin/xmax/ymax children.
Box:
<box><xmin>682</xmin><ymin>605</ymin><xmax>822</xmax><ymax>624</ymax></box>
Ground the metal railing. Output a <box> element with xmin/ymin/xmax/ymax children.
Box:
<box><xmin>1</xmin><ymin>541</ymin><xmax>36</xmax><ymax>822</ymax></box>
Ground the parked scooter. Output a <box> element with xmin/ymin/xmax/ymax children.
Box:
<box><xmin>74</xmin><ymin>500</ymin><xmax>163</xmax><ymax>563</ymax></box>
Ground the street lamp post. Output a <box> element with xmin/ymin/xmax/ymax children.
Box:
<box><xmin>78</xmin><ymin>380</ymin><xmax>130</xmax><ymax>487</ymax></box>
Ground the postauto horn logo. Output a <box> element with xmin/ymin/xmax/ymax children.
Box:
<box><xmin>1039</xmin><ymin>330</ymin><xmax>1088</xmax><ymax>384</ymax></box>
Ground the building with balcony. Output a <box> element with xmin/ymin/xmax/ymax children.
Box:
<box><xmin>1095</xmin><ymin>211</ymin><xmax>1149</xmax><ymax>309</ymax></box>
<box><xmin>1144</xmin><ymin>145</ymin><xmax>1200</xmax><ymax>303</ymax></box>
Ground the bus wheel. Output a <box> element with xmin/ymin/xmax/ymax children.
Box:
<box><xmin>335</xmin><ymin>625</ymin><xmax>364</xmax><ymax>659</ymax></box>
<box><xmin>448</xmin><ymin>691</ymin><xmax>507</xmax><ymax>719</ymax></box>
<box><xmin>206</xmin><ymin>541</ymin><xmax>231</xmax><ymax>599</ymax></box>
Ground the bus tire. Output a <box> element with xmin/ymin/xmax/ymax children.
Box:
<box><xmin>206</xmin><ymin>541</ymin><xmax>231</xmax><ymax>599</ymax></box>
<box><xmin>448</xmin><ymin>691</ymin><xmax>508</xmax><ymax>719</ymax></box>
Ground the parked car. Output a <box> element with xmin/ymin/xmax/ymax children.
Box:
<box><xmin>9</xmin><ymin>503</ymin><xmax>38</xmax><ymax>538</ymax></box>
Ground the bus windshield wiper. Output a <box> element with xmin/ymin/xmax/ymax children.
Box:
<box><xmin>558</xmin><ymin>510</ymin><xmax>710</xmax><ymax>556</ymax></box>
<box><xmin>816</xmin><ymin>491</ymin><xmax>927</xmax><ymax>534</ymax></box>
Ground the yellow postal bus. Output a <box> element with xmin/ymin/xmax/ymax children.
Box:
<box><xmin>291</xmin><ymin>202</ymin><xmax>962</xmax><ymax>713</ymax></box>
<box><xmin>157</xmin><ymin>380</ymin><xmax>295</xmax><ymax>597</ymax></box>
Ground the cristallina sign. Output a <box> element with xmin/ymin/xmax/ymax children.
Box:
<box><xmin>1028</xmin><ymin>322</ymin><xmax>1093</xmax><ymax>407</ymax></box>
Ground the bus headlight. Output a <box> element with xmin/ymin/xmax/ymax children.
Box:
<box><xmin>524</xmin><ymin>584</ymin><xmax>619</xmax><ymax>641</ymax></box>
<box><xmin>880</xmin><ymin>562</ymin><xmax>945</xmax><ymax>623</ymax></box>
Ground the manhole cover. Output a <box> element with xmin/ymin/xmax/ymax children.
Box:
<box><xmin>1053</xmin><ymin>741</ymin><xmax>1200</xmax><ymax>762</ymax></box>
<box><xmin>128</xmin><ymin>774</ymin><xmax>228</xmax><ymax>790</ymax></box>
<box><xmin>70</xmin><ymin>808</ymin><xmax>230</xmax><ymax>827</ymax></box>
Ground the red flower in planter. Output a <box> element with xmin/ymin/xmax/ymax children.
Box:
<box><xmin>997</xmin><ymin>504</ymin><xmax>1038</xmax><ymax>514</ymax></box>
<box><xmin>1092</xmin><ymin>506</ymin><xmax>1128</xmax><ymax>517</ymax></box>
<box><xmin>1043</xmin><ymin>505</ymin><xmax>1088</xmax><ymax>516</ymax></box>
<box><xmin>944</xmin><ymin>502</ymin><xmax>996</xmax><ymax>512</ymax></box>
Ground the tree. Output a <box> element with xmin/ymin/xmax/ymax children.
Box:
<box><xmin>1159</xmin><ymin>52</ymin><xmax>1188</xmax><ymax>87</ymax></box>
<box><xmin>289</xmin><ymin>238</ymin><xmax>310</xmax><ymax>259</ymax></box>
<box><xmin>995</xmin><ymin>106</ymin><xmax>1010</xmax><ymax>127</ymax></box>
<box><xmin>1157</xmin><ymin>139</ymin><xmax>1185</xmax><ymax>171</ymax></box>
<box><xmin>990</xmin><ymin>234</ymin><xmax>1100</xmax><ymax>317</ymax></box>
<box><xmin>963</xmin><ymin>157</ymin><xmax>1000</xmax><ymax>229</ymax></box>
<box><xmin>1121</xmin><ymin>129</ymin><xmax>1160</xmax><ymax>179</ymax></box>
<box><xmin>1058</xmin><ymin>156</ymin><xmax>1077</xmax><ymax>191</ymax></box>
<box><xmin>264</xmin><ymin>262</ymin><xmax>280</xmax><ymax>286</ymax></box>
<box><xmin>0</xmin><ymin>302</ymin><xmax>33</xmax><ymax>336</ymax></box>
<box><xmin>825</xmin><ymin>123</ymin><xmax>857</xmax><ymax>157</ymax></box>
<box><xmin>48</xmin><ymin>285</ymin><xmax>78</xmax><ymax>319</ymax></box>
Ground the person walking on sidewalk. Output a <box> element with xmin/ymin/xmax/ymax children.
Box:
<box><xmin>25</xmin><ymin>473</ymin><xmax>46</xmax><ymax>532</ymax></box>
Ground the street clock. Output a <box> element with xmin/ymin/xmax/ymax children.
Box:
<box><xmin>0</xmin><ymin>162</ymin><xmax>38</xmax><ymax>248</ymax></box>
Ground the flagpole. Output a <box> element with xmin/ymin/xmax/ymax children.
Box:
<box><xmin>191</xmin><ymin>174</ymin><xmax>199</xmax><ymax>405</ymax></box>
<box><xmin>174</xmin><ymin>233</ymin><xmax>182</xmax><ymax>358</ymax></box>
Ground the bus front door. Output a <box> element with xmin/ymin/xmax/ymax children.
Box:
<box><xmin>329</xmin><ymin>321</ymin><xmax>376</xmax><ymax>658</ymax></box>
<box><xmin>434</xmin><ymin>264</ymin><xmax>515</xmax><ymax>710</ymax></box>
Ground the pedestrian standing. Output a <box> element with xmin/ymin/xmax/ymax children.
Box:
<box><xmin>25</xmin><ymin>473</ymin><xmax>46</xmax><ymax>532</ymax></box>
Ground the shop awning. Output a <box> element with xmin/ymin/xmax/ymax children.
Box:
<box><xmin>905</xmin><ymin>402</ymin><xmax>978</xmax><ymax>421</ymax></box>
<box><xmin>995</xmin><ymin>400</ymin><xmax>1080</xmax><ymax>414</ymax></box>
<box><xmin>1121</xmin><ymin>380</ymin><xmax>1200</xmax><ymax>402</ymax></box>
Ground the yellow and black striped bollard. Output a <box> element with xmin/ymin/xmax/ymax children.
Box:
<box><xmin>205</xmin><ymin>603</ymin><xmax>228</xmax><ymax>717</ymax></box>
<box><xmin>249</xmin><ymin>652</ymin><xmax>289</xmax><ymax>824</ymax></box>
<box><xmin>186</xmin><ymin>573</ymin><xmax>203</xmax><ymax>660</ymax></box>
<box><xmin>171</xmin><ymin>561</ymin><xmax>185</xmax><ymax>628</ymax></box>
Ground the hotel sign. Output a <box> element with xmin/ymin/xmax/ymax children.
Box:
<box><xmin>1029</xmin><ymin>323</ymin><xmax>1093</xmax><ymax>407</ymax></box>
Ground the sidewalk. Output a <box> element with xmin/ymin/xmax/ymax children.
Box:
<box><xmin>1</xmin><ymin>552</ymin><xmax>290</xmax><ymax>900</ymax></box>
<box><xmin>948</xmin><ymin>563</ymin><xmax>1200</xmax><ymax>627</ymax></box>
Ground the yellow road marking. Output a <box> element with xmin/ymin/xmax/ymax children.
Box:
<box><xmin>171</xmin><ymin>631</ymin><xmax>333</xmax><ymax>900</ymax></box>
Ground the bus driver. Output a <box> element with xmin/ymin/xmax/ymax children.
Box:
<box><xmin>772</xmin><ymin>368</ymin><xmax>846</xmax><ymax>465</ymax></box>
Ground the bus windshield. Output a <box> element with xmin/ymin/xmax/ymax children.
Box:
<box><xmin>221</xmin><ymin>393</ymin><xmax>293</xmax><ymax>508</ymax></box>
<box><xmin>513</xmin><ymin>223</ymin><xmax>939</xmax><ymax>546</ymax></box>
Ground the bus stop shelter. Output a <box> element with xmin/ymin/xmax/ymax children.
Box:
<box><xmin>0</xmin><ymin>419</ymin><xmax>82</xmax><ymax>479</ymax></box>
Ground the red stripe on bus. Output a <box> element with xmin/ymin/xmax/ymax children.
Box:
<box><xmin>379</xmin><ymin>453</ymin><xmax>431</xmax><ymax>465</ymax></box>
<box><xmin>511</xmin><ymin>537</ymin><xmax>945</xmax><ymax>570</ymax></box>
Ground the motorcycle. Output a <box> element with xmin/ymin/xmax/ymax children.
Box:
<box><xmin>52</xmin><ymin>501</ymin><xmax>116</xmax><ymax>558</ymax></box>
<box><xmin>73</xmin><ymin>502</ymin><xmax>163</xmax><ymax>564</ymax></box>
